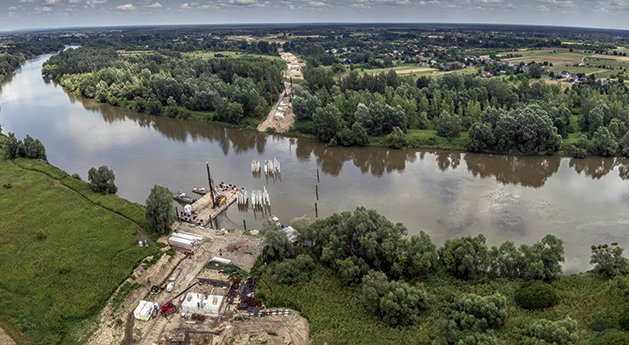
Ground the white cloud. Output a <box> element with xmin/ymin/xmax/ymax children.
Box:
<box><xmin>146</xmin><ymin>2</ymin><xmax>162</xmax><ymax>8</ymax></box>
<box><xmin>116</xmin><ymin>3</ymin><xmax>137</xmax><ymax>10</ymax></box>
<box><xmin>35</xmin><ymin>6</ymin><xmax>52</xmax><ymax>12</ymax></box>
<box><xmin>85</xmin><ymin>0</ymin><xmax>107</xmax><ymax>7</ymax></box>
<box><xmin>68</xmin><ymin>0</ymin><xmax>83</xmax><ymax>4</ymax></box>
<box><xmin>179</xmin><ymin>2</ymin><xmax>193</xmax><ymax>9</ymax></box>
<box><xmin>45</xmin><ymin>0</ymin><xmax>60</xmax><ymax>4</ymax></box>
<box><xmin>308</xmin><ymin>0</ymin><xmax>327</xmax><ymax>7</ymax></box>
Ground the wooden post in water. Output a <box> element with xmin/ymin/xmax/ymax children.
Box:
<box><xmin>315</xmin><ymin>185</ymin><xmax>319</xmax><ymax>200</ymax></box>
<box><xmin>315</xmin><ymin>202</ymin><xmax>318</xmax><ymax>218</ymax></box>
<box><xmin>316</xmin><ymin>169</ymin><xmax>320</xmax><ymax>183</ymax></box>
<box><xmin>243</xmin><ymin>219</ymin><xmax>247</xmax><ymax>231</ymax></box>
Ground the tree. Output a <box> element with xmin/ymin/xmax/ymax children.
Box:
<box><xmin>448</xmin><ymin>293</ymin><xmax>508</xmax><ymax>332</ymax></box>
<box><xmin>396</xmin><ymin>231</ymin><xmax>438</xmax><ymax>279</ymax></box>
<box><xmin>361</xmin><ymin>270</ymin><xmax>428</xmax><ymax>327</ymax></box>
<box><xmin>494</xmin><ymin>105</ymin><xmax>562</xmax><ymax>154</ymax></box>
<box><xmin>528</xmin><ymin>63</ymin><xmax>543</xmax><ymax>79</ymax></box>
<box><xmin>144</xmin><ymin>184</ymin><xmax>174</xmax><ymax>234</ymax></box>
<box><xmin>271</xmin><ymin>254</ymin><xmax>315</xmax><ymax>285</ymax></box>
<box><xmin>435</xmin><ymin>110</ymin><xmax>461</xmax><ymax>139</ymax></box>
<box><xmin>567</xmin><ymin>134</ymin><xmax>589</xmax><ymax>158</ymax></box>
<box><xmin>20</xmin><ymin>135</ymin><xmax>47</xmax><ymax>160</ymax></box>
<box><xmin>590</xmin><ymin>243</ymin><xmax>628</xmax><ymax>278</ymax></box>
<box><xmin>351</xmin><ymin>122</ymin><xmax>369</xmax><ymax>146</ymax></box>
<box><xmin>386</xmin><ymin>126</ymin><xmax>409</xmax><ymax>149</ymax></box>
<box><xmin>518</xmin><ymin>318</ymin><xmax>578</xmax><ymax>345</ymax></box>
<box><xmin>591</xmin><ymin>126</ymin><xmax>618</xmax><ymax>156</ymax></box>
<box><xmin>4</xmin><ymin>132</ymin><xmax>20</xmax><ymax>160</ymax></box>
<box><xmin>261</xmin><ymin>221</ymin><xmax>295</xmax><ymax>262</ymax></box>
<box><xmin>622</xmin><ymin>130</ymin><xmax>629</xmax><ymax>157</ymax></box>
<box><xmin>87</xmin><ymin>165</ymin><xmax>118</xmax><ymax>194</ymax></box>
<box><xmin>518</xmin><ymin>234</ymin><xmax>565</xmax><ymax>281</ymax></box>
<box><xmin>440</xmin><ymin>235</ymin><xmax>489</xmax><ymax>280</ymax></box>
<box><xmin>466</xmin><ymin>122</ymin><xmax>496</xmax><ymax>152</ymax></box>
<box><xmin>313</xmin><ymin>104</ymin><xmax>343</xmax><ymax>143</ymax></box>
<box><xmin>292</xmin><ymin>88</ymin><xmax>321</xmax><ymax>120</ymax></box>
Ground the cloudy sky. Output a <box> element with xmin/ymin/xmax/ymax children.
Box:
<box><xmin>0</xmin><ymin>0</ymin><xmax>628</xmax><ymax>32</ymax></box>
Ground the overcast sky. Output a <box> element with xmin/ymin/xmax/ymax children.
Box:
<box><xmin>0</xmin><ymin>0</ymin><xmax>628</xmax><ymax>32</ymax></box>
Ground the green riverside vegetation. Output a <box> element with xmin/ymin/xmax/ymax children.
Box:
<box><xmin>0</xmin><ymin>134</ymin><xmax>157</xmax><ymax>344</ymax></box>
<box><xmin>257</xmin><ymin>209</ymin><xmax>629</xmax><ymax>345</ymax></box>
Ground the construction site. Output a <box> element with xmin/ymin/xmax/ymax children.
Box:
<box><xmin>86</xmin><ymin>162</ymin><xmax>310</xmax><ymax>345</ymax></box>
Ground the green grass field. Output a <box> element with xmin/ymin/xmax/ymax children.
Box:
<box><xmin>260</xmin><ymin>265</ymin><xmax>626</xmax><ymax>345</ymax></box>
<box><xmin>0</xmin><ymin>136</ymin><xmax>157</xmax><ymax>344</ymax></box>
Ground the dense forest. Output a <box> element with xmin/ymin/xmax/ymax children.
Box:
<box><xmin>291</xmin><ymin>67</ymin><xmax>629</xmax><ymax>156</ymax></box>
<box><xmin>0</xmin><ymin>35</ymin><xmax>67</xmax><ymax>82</ymax></box>
<box><xmin>43</xmin><ymin>47</ymin><xmax>285</xmax><ymax>124</ymax></box>
<box><xmin>259</xmin><ymin>208</ymin><xmax>629</xmax><ymax>345</ymax></box>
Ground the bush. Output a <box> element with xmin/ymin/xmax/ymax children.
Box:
<box><xmin>271</xmin><ymin>254</ymin><xmax>315</xmax><ymax>285</ymax></box>
<box><xmin>386</xmin><ymin>126</ymin><xmax>408</xmax><ymax>149</ymax></box>
<box><xmin>87</xmin><ymin>165</ymin><xmax>118</xmax><ymax>194</ymax></box>
<box><xmin>514</xmin><ymin>281</ymin><xmax>559</xmax><ymax>310</ymax></box>
<box><xmin>448</xmin><ymin>293</ymin><xmax>507</xmax><ymax>332</ymax></box>
<box><xmin>519</xmin><ymin>317</ymin><xmax>578</xmax><ymax>345</ymax></box>
<box><xmin>592</xmin><ymin>329</ymin><xmax>629</xmax><ymax>345</ymax></box>
<box><xmin>621</xmin><ymin>309</ymin><xmax>629</xmax><ymax>331</ymax></box>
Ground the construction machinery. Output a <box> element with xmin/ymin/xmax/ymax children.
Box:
<box><xmin>158</xmin><ymin>281</ymin><xmax>198</xmax><ymax>317</ymax></box>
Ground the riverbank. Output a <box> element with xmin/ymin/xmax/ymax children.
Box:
<box><xmin>259</xmin><ymin>264</ymin><xmax>626</xmax><ymax>345</ymax></box>
<box><xmin>0</xmin><ymin>135</ymin><xmax>158</xmax><ymax>344</ymax></box>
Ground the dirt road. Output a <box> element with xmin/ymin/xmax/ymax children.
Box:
<box><xmin>257</xmin><ymin>52</ymin><xmax>304</xmax><ymax>134</ymax></box>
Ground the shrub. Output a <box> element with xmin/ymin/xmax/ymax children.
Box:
<box><xmin>514</xmin><ymin>281</ymin><xmax>559</xmax><ymax>310</ymax></box>
<box><xmin>621</xmin><ymin>309</ymin><xmax>629</xmax><ymax>331</ymax></box>
<box><xmin>271</xmin><ymin>254</ymin><xmax>315</xmax><ymax>285</ymax></box>
<box><xmin>592</xmin><ymin>329</ymin><xmax>629</xmax><ymax>345</ymax></box>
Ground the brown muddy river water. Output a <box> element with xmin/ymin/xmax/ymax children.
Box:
<box><xmin>2</xmin><ymin>54</ymin><xmax>629</xmax><ymax>272</ymax></box>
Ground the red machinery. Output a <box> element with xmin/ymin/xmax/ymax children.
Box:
<box><xmin>158</xmin><ymin>281</ymin><xmax>198</xmax><ymax>317</ymax></box>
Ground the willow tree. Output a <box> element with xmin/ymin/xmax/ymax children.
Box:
<box><xmin>145</xmin><ymin>184</ymin><xmax>174</xmax><ymax>234</ymax></box>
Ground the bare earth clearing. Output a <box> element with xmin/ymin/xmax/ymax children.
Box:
<box><xmin>257</xmin><ymin>52</ymin><xmax>304</xmax><ymax>134</ymax></box>
<box><xmin>86</xmin><ymin>224</ymin><xmax>265</xmax><ymax>345</ymax></box>
<box><xmin>0</xmin><ymin>327</ymin><xmax>16</xmax><ymax>345</ymax></box>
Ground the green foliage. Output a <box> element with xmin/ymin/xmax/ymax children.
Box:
<box><xmin>0</xmin><ymin>153</ymin><xmax>155</xmax><ymax>344</ymax></box>
<box><xmin>590</xmin><ymin>243</ymin><xmax>628</xmax><ymax>278</ymax></box>
<box><xmin>591</xmin><ymin>126</ymin><xmax>618</xmax><ymax>156</ymax></box>
<box><xmin>314</xmin><ymin>104</ymin><xmax>343</xmax><ymax>143</ymax></box>
<box><xmin>448</xmin><ymin>293</ymin><xmax>508</xmax><ymax>333</ymax></box>
<box><xmin>440</xmin><ymin>234</ymin><xmax>489</xmax><ymax>280</ymax></box>
<box><xmin>3</xmin><ymin>132</ymin><xmax>46</xmax><ymax>160</ymax></box>
<box><xmin>261</xmin><ymin>221</ymin><xmax>296</xmax><ymax>262</ymax></box>
<box><xmin>361</xmin><ymin>270</ymin><xmax>428</xmax><ymax>327</ymax></box>
<box><xmin>87</xmin><ymin>165</ymin><xmax>118</xmax><ymax>194</ymax></box>
<box><xmin>144</xmin><ymin>184</ymin><xmax>174</xmax><ymax>234</ymax></box>
<box><xmin>592</xmin><ymin>329</ymin><xmax>629</xmax><ymax>345</ymax></box>
<box><xmin>495</xmin><ymin>105</ymin><xmax>562</xmax><ymax>154</ymax></box>
<box><xmin>293</xmin><ymin>88</ymin><xmax>321</xmax><ymax>120</ymax></box>
<box><xmin>514</xmin><ymin>281</ymin><xmax>559</xmax><ymax>310</ymax></box>
<box><xmin>518</xmin><ymin>317</ymin><xmax>578</xmax><ymax>345</ymax></box>
<box><xmin>567</xmin><ymin>134</ymin><xmax>589</xmax><ymax>158</ymax></box>
<box><xmin>466</xmin><ymin>122</ymin><xmax>495</xmax><ymax>152</ymax></box>
<box><xmin>621</xmin><ymin>309</ymin><xmax>629</xmax><ymax>331</ymax></box>
<box><xmin>435</xmin><ymin>110</ymin><xmax>461</xmax><ymax>139</ymax></box>
<box><xmin>386</xmin><ymin>126</ymin><xmax>409</xmax><ymax>149</ymax></box>
<box><xmin>271</xmin><ymin>254</ymin><xmax>316</xmax><ymax>285</ymax></box>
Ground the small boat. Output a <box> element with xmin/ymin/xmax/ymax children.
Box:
<box><xmin>173</xmin><ymin>192</ymin><xmax>196</xmax><ymax>204</ymax></box>
<box><xmin>192</xmin><ymin>187</ymin><xmax>209</xmax><ymax>195</ymax></box>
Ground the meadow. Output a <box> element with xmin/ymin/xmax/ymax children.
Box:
<box><xmin>0</xmin><ymin>136</ymin><xmax>157</xmax><ymax>344</ymax></box>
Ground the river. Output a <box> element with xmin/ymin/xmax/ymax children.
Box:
<box><xmin>1</xmin><ymin>54</ymin><xmax>628</xmax><ymax>272</ymax></box>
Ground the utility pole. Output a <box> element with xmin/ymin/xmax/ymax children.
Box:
<box><xmin>206</xmin><ymin>162</ymin><xmax>216</xmax><ymax>208</ymax></box>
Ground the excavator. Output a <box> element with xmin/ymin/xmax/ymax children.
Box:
<box><xmin>158</xmin><ymin>281</ymin><xmax>198</xmax><ymax>317</ymax></box>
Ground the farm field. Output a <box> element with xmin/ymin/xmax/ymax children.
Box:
<box><xmin>498</xmin><ymin>48</ymin><xmax>586</xmax><ymax>66</ymax></box>
<box><xmin>182</xmin><ymin>50</ymin><xmax>282</xmax><ymax>61</ymax></box>
<box><xmin>0</xmin><ymin>136</ymin><xmax>156</xmax><ymax>345</ymax></box>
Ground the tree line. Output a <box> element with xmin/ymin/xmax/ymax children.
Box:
<box><xmin>292</xmin><ymin>65</ymin><xmax>629</xmax><ymax>156</ymax></box>
<box><xmin>42</xmin><ymin>47</ymin><xmax>285</xmax><ymax>125</ymax></box>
